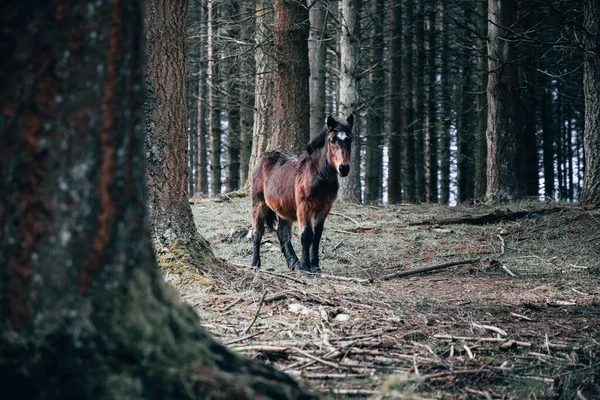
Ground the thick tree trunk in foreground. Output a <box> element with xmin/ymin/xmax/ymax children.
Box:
<box><xmin>0</xmin><ymin>2</ymin><xmax>313</xmax><ymax>398</ymax></box>
<box><xmin>485</xmin><ymin>0</ymin><xmax>525</xmax><ymax>201</ymax></box>
<box><xmin>309</xmin><ymin>0</ymin><xmax>327</xmax><ymax>139</ymax></box>
<box><xmin>580</xmin><ymin>0</ymin><xmax>600</xmax><ymax>208</ymax></box>
<box><xmin>145</xmin><ymin>0</ymin><xmax>216</xmax><ymax>268</ymax></box>
<box><xmin>339</xmin><ymin>0</ymin><xmax>362</xmax><ymax>202</ymax></box>
<box><xmin>271</xmin><ymin>0</ymin><xmax>310</xmax><ymax>155</ymax></box>
<box><xmin>387</xmin><ymin>0</ymin><xmax>403</xmax><ymax>204</ymax></box>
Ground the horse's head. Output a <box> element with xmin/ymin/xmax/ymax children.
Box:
<box><xmin>326</xmin><ymin>114</ymin><xmax>353</xmax><ymax>177</ymax></box>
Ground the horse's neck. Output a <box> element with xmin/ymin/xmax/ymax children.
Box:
<box><xmin>312</xmin><ymin>148</ymin><xmax>337</xmax><ymax>183</ymax></box>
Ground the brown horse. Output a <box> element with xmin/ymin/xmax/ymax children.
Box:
<box><xmin>251</xmin><ymin>114</ymin><xmax>354</xmax><ymax>272</ymax></box>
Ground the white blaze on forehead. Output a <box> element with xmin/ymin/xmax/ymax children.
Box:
<box><xmin>336</xmin><ymin>131</ymin><xmax>348</xmax><ymax>141</ymax></box>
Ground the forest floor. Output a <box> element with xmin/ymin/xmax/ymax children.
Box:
<box><xmin>167</xmin><ymin>195</ymin><xmax>600</xmax><ymax>399</ymax></box>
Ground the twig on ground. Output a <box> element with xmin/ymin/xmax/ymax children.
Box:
<box><xmin>510</xmin><ymin>312</ymin><xmax>533</xmax><ymax>321</ymax></box>
<box><xmin>329</xmin><ymin>228</ymin><xmax>360</xmax><ymax>235</ymax></box>
<box><xmin>472</xmin><ymin>322</ymin><xmax>508</xmax><ymax>337</ymax></box>
<box><xmin>223</xmin><ymin>330</ymin><xmax>266</xmax><ymax>345</ymax></box>
<box><xmin>381</xmin><ymin>258</ymin><xmax>480</xmax><ymax>280</ymax></box>
<box><xmin>332</xmin><ymin>389</ymin><xmax>377</xmax><ymax>396</ymax></box>
<box><xmin>241</xmin><ymin>290</ymin><xmax>268</xmax><ymax>336</ymax></box>
<box><xmin>291</xmin><ymin>347</ymin><xmax>344</xmax><ymax>370</ymax></box>
<box><xmin>330</xmin><ymin>212</ymin><xmax>361</xmax><ymax>227</ymax></box>
<box><xmin>501</xmin><ymin>263</ymin><xmax>518</xmax><ymax>277</ymax></box>
<box><xmin>497</xmin><ymin>234</ymin><xmax>505</xmax><ymax>255</ymax></box>
<box><xmin>304</xmin><ymin>272</ymin><xmax>372</xmax><ymax>284</ymax></box>
<box><xmin>221</xmin><ymin>296</ymin><xmax>244</xmax><ymax>312</ymax></box>
<box><xmin>231</xmin><ymin>263</ymin><xmax>306</xmax><ymax>284</ymax></box>
<box><xmin>463</xmin><ymin>344</ymin><xmax>475</xmax><ymax>359</ymax></box>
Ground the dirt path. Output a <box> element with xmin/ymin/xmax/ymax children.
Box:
<box><xmin>171</xmin><ymin>197</ymin><xmax>600</xmax><ymax>399</ymax></box>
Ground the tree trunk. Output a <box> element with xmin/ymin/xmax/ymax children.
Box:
<box><xmin>403</xmin><ymin>0</ymin><xmax>416</xmax><ymax>203</ymax></box>
<box><xmin>541</xmin><ymin>80</ymin><xmax>555</xmax><ymax>199</ymax></box>
<box><xmin>387</xmin><ymin>0</ymin><xmax>403</xmax><ymax>204</ymax></box>
<box><xmin>456</xmin><ymin>4</ymin><xmax>475</xmax><ymax>204</ymax></box>
<box><xmin>413</xmin><ymin>0</ymin><xmax>426</xmax><ymax>203</ymax></box>
<box><xmin>439</xmin><ymin>1</ymin><xmax>451</xmax><ymax>205</ymax></box>
<box><xmin>309</xmin><ymin>0</ymin><xmax>327</xmax><ymax>139</ymax></box>
<box><xmin>338</xmin><ymin>0</ymin><xmax>362</xmax><ymax>202</ymax></box>
<box><xmin>187</xmin><ymin>0</ymin><xmax>201</xmax><ymax>195</ymax></box>
<box><xmin>425</xmin><ymin>0</ymin><xmax>438</xmax><ymax>204</ymax></box>
<box><xmin>248</xmin><ymin>0</ymin><xmax>273</xmax><ymax>174</ymax></box>
<box><xmin>365</xmin><ymin>0</ymin><xmax>385</xmax><ymax>204</ymax></box>
<box><xmin>0</xmin><ymin>2</ymin><xmax>313</xmax><ymax>398</ymax></box>
<box><xmin>196</xmin><ymin>0</ymin><xmax>209</xmax><ymax>194</ymax></box>
<box><xmin>474</xmin><ymin>0</ymin><xmax>488</xmax><ymax>199</ymax></box>
<box><xmin>145</xmin><ymin>0</ymin><xmax>216</xmax><ymax>268</ymax></box>
<box><xmin>271</xmin><ymin>0</ymin><xmax>310</xmax><ymax>155</ymax></box>
<box><xmin>208</xmin><ymin>0</ymin><xmax>222</xmax><ymax>195</ymax></box>
<box><xmin>225</xmin><ymin>0</ymin><xmax>241</xmax><ymax>192</ymax></box>
<box><xmin>485</xmin><ymin>0</ymin><xmax>525</xmax><ymax>201</ymax></box>
<box><xmin>581</xmin><ymin>0</ymin><xmax>600</xmax><ymax>207</ymax></box>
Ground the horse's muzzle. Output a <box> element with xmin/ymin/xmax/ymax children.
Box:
<box><xmin>339</xmin><ymin>164</ymin><xmax>350</xmax><ymax>177</ymax></box>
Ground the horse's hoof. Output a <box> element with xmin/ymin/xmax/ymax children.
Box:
<box><xmin>310</xmin><ymin>266</ymin><xmax>321</xmax><ymax>274</ymax></box>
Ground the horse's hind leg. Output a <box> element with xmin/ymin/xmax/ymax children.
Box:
<box><xmin>251</xmin><ymin>202</ymin><xmax>268</xmax><ymax>268</ymax></box>
<box><xmin>277</xmin><ymin>219</ymin><xmax>299</xmax><ymax>269</ymax></box>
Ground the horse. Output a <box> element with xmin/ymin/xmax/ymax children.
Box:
<box><xmin>250</xmin><ymin>114</ymin><xmax>354</xmax><ymax>273</ymax></box>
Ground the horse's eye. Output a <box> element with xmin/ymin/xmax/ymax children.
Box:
<box><xmin>329</xmin><ymin>137</ymin><xmax>336</xmax><ymax>144</ymax></box>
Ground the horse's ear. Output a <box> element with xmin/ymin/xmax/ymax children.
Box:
<box><xmin>327</xmin><ymin>115</ymin><xmax>336</xmax><ymax>131</ymax></box>
<box><xmin>347</xmin><ymin>114</ymin><xmax>354</xmax><ymax>129</ymax></box>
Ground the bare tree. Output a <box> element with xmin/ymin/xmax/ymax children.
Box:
<box><xmin>271</xmin><ymin>0</ymin><xmax>310</xmax><ymax>154</ymax></box>
<box><xmin>309</xmin><ymin>0</ymin><xmax>328</xmax><ymax>138</ymax></box>
<box><xmin>208</xmin><ymin>0</ymin><xmax>222</xmax><ymax>195</ymax></box>
<box><xmin>388</xmin><ymin>0</ymin><xmax>403</xmax><ymax>204</ymax></box>
<box><xmin>338</xmin><ymin>0</ymin><xmax>362</xmax><ymax>201</ymax></box>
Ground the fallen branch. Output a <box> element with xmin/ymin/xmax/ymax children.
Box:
<box><xmin>221</xmin><ymin>296</ymin><xmax>244</xmax><ymax>312</ymax></box>
<box><xmin>304</xmin><ymin>272</ymin><xmax>372</xmax><ymax>284</ymax></box>
<box><xmin>410</xmin><ymin>207</ymin><xmax>565</xmax><ymax>226</ymax></box>
<box><xmin>472</xmin><ymin>322</ymin><xmax>508</xmax><ymax>337</ymax></box>
<box><xmin>330</xmin><ymin>212</ymin><xmax>361</xmax><ymax>227</ymax></box>
<box><xmin>381</xmin><ymin>258</ymin><xmax>480</xmax><ymax>280</ymax></box>
<box><xmin>241</xmin><ymin>290</ymin><xmax>268</xmax><ymax>336</ymax></box>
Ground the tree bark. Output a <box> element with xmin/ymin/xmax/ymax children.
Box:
<box><xmin>413</xmin><ymin>0</ymin><xmax>426</xmax><ymax>203</ymax></box>
<box><xmin>0</xmin><ymin>1</ymin><xmax>313</xmax><ymax>398</ymax></box>
<box><xmin>196</xmin><ymin>0</ymin><xmax>209</xmax><ymax>194</ymax></box>
<box><xmin>425</xmin><ymin>0</ymin><xmax>438</xmax><ymax>204</ymax></box>
<box><xmin>474</xmin><ymin>0</ymin><xmax>488</xmax><ymax>199</ymax></box>
<box><xmin>338</xmin><ymin>0</ymin><xmax>362</xmax><ymax>202</ymax></box>
<box><xmin>145</xmin><ymin>0</ymin><xmax>216</xmax><ymax>269</ymax></box>
<box><xmin>439</xmin><ymin>2</ymin><xmax>451</xmax><ymax>205</ymax></box>
<box><xmin>403</xmin><ymin>0</ymin><xmax>416</xmax><ymax>203</ymax></box>
<box><xmin>580</xmin><ymin>0</ymin><xmax>600</xmax><ymax>207</ymax></box>
<box><xmin>239</xmin><ymin>0</ymin><xmax>254</xmax><ymax>188</ymax></box>
<box><xmin>387</xmin><ymin>0</ymin><xmax>403</xmax><ymax>204</ymax></box>
<box><xmin>225</xmin><ymin>0</ymin><xmax>241</xmax><ymax>192</ymax></box>
<box><xmin>485</xmin><ymin>0</ymin><xmax>525</xmax><ymax>201</ymax></box>
<box><xmin>208</xmin><ymin>0</ymin><xmax>222</xmax><ymax>195</ymax></box>
<box><xmin>365</xmin><ymin>0</ymin><xmax>385</xmax><ymax>204</ymax></box>
<box><xmin>271</xmin><ymin>0</ymin><xmax>310</xmax><ymax>155</ymax></box>
<box><xmin>540</xmin><ymin>78</ymin><xmax>555</xmax><ymax>199</ymax></box>
<box><xmin>248</xmin><ymin>0</ymin><xmax>273</xmax><ymax>174</ymax></box>
<box><xmin>187</xmin><ymin>0</ymin><xmax>201</xmax><ymax>195</ymax></box>
<box><xmin>309</xmin><ymin>0</ymin><xmax>327</xmax><ymax>139</ymax></box>
<box><xmin>456</xmin><ymin>4</ymin><xmax>475</xmax><ymax>204</ymax></box>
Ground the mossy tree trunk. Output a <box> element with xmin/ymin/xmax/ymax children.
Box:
<box><xmin>145</xmin><ymin>0</ymin><xmax>216</xmax><ymax>269</ymax></box>
<box><xmin>0</xmin><ymin>1</ymin><xmax>313</xmax><ymax>398</ymax></box>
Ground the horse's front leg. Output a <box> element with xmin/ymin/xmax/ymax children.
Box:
<box><xmin>309</xmin><ymin>221</ymin><xmax>324</xmax><ymax>273</ymax></box>
<box><xmin>299</xmin><ymin>223</ymin><xmax>313</xmax><ymax>272</ymax></box>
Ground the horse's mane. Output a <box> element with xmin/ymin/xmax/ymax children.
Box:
<box><xmin>306</xmin><ymin>124</ymin><xmax>328</xmax><ymax>155</ymax></box>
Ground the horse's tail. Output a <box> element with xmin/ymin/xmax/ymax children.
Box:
<box><xmin>265</xmin><ymin>209</ymin><xmax>277</xmax><ymax>231</ymax></box>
